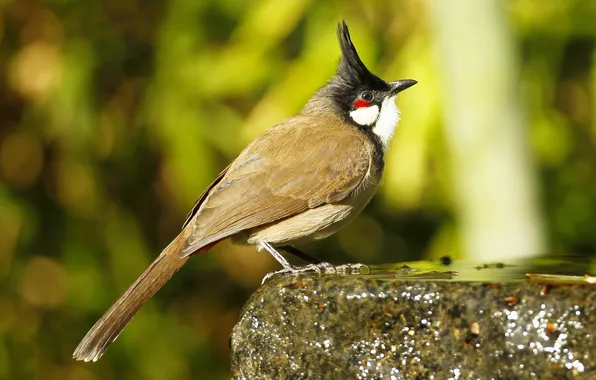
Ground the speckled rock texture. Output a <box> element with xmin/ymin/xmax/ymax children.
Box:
<box><xmin>230</xmin><ymin>275</ymin><xmax>595</xmax><ymax>379</ymax></box>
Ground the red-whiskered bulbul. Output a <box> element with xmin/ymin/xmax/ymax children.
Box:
<box><xmin>73</xmin><ymin>20</ymin><xmax>416</xmax><ymax>362</ymax></box>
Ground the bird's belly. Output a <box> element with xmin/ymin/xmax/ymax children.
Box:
<box><xmin>243</xmin><ymin>186</ymin><xmax>377</xmax><ymax>246</ymax></box>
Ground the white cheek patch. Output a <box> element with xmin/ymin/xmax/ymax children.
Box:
<box><xmin>373</xmin><ymin>96</ymin><xmax>400</xmax><ymax>151</ymax></box>
<box><xmin>349</xmin><ymin>104</ymin><xmax>379</xmax><ymax>126</ymax></box>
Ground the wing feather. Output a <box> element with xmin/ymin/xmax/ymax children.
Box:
<box><xmin>180</xmin><ymin>115</ymin><xmax>372</xmax><ymax>256</ymax></box>
<box><xmin>181</xmin><ymin>164</ymin><xmax>230</xmax><ymax>229</ymax></box>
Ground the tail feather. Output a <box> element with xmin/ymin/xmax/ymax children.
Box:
<box><xmin>73</xmin><ymin>234</ymin><xmax>191</xmax><ymax>362</ymax></box>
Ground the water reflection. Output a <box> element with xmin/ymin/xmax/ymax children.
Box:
<box><xmin>352</xmin><ymin>255</ymin><xmax>594</xmax><ymax>284</ymax></box>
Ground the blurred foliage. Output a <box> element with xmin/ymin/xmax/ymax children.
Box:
<box><xmin>0</xmin><ymin>0</ymin><xmax>595</xmax><ymax>379</ymax></box>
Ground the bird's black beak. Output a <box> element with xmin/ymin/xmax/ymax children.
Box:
<box><xmin>388</xmin><ymin>79</ymin><xmax>417</xmax><ymax>96</ymax></box>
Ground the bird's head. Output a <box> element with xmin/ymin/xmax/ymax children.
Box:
<box><xmin>305</xmin><ymin>21</ymin><xmax>416</xmax><ymax>150</ymax></box>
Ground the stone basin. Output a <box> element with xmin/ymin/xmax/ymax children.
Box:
<box><xmin>230</xmin><ymin>258</ymin><xmax>595</xmax><ymax>379</ymax></box>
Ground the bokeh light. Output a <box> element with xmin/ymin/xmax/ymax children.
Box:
<box><xmin>1</xmin><ymin>0</ymin><xmax>594</xmax><ymax>378</ymax></box>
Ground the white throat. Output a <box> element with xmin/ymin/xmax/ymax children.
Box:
<box><xmin>349</xmin><ymin>96</ymin><xmax>401</xmax><ymax>152</ymax></box>
<box><xmin>349</xmin><ymin>104</ymin><xmax>379</xmax><ymax>126</ymax></box>
<box><xmin>373</xmin><ymin>96</ymin><xmax>400</xmax><ymax>151</ymax></box>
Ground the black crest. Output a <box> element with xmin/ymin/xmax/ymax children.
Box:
<box><xmin>336</xmin><ymin>21</ymin><xmax>388</xmax><ymax>92</ymax></box>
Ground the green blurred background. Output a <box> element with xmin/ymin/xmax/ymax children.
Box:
<box><xmin>1</xmin><ymin>0</ymin><xmax>595</xmax><ymax>379</ymax></box>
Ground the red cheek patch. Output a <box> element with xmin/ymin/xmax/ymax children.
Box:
<box><xmin>354</xmin><ymin>99</ymin><xmax>371</xmax><ymax>109</ymax></box>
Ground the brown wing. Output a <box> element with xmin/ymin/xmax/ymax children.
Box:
<box><xmin>179</xmin><ymin>115</ymin><xmax>373</xmax><ymax>256</ymax></box>
<box><xmin>181</xmin><ymin>164</ymin><xmax>230</xmax><ymax>229</ymax></box>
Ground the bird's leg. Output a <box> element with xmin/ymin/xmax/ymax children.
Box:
<box><xmin>257</xmin><ymin>241</ymin><xmax>294</xmax><ymax>270</ymax></box>
<box><xmin>257</xmin><ymin>242</ymin><xmax>334</xmax><ymax>283</ymax></box>
<box><xmin>279</xmin><ymin>245</ymin><xmax>324</xmax><ymax>264</ymax></box>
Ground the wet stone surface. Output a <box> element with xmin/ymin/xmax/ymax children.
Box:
<box><xmin>230</xmin><ymin>272</ymin><xmax>595</xmax><ymax>379</ymax></box>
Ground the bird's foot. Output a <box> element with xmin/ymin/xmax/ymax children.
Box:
<box><xmin>328</xmin><ymin>262</ymin><xmax>370</xmax><ymax>275</ymax></box>
<box><xmin>261</xmin><ymin>262</ymin><xmax>369</xmax><ymax>284</ymax></box>
<box><xmin>261</xmin><ymin>262</ymin><xmax>333</xmax><ymax>284</ymax></box>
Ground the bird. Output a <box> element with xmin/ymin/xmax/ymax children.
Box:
<box><xmin>73</xmin><ymin>20</ymin><xmax>416</xmax><ymax>362</ymax></box>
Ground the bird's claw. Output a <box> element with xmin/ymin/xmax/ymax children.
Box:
<box><xmin>261</xmin><ymin>262</ymin><xmax>369</xmax><ymax>284</ymax></box>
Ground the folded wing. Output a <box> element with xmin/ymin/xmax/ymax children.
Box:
<box><xmin>180</xmin><ymin>116</ymin><xmax>372</xmax><ymax>256</ymax></box>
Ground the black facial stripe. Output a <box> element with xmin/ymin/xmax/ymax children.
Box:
<box><xmin>354</xmin><ymin>122</ymin><xmax>386</xmax><ymax>172</ymax></box>
<box><xmin>336</xmin><ymin>99</ymin><xmax>385</xmax><ymax>162</ymax></box>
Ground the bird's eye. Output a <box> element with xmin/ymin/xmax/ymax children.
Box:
<box><xmin>360</xmin><ymin>91</ymin><xmax>374</xmax><ymax>102</ymax></box>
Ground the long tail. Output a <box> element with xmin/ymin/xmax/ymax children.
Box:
<box><xmin>73</xmin><ymin>230</ymin><xmax>194</xmax><ymax>362</ymax></box>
